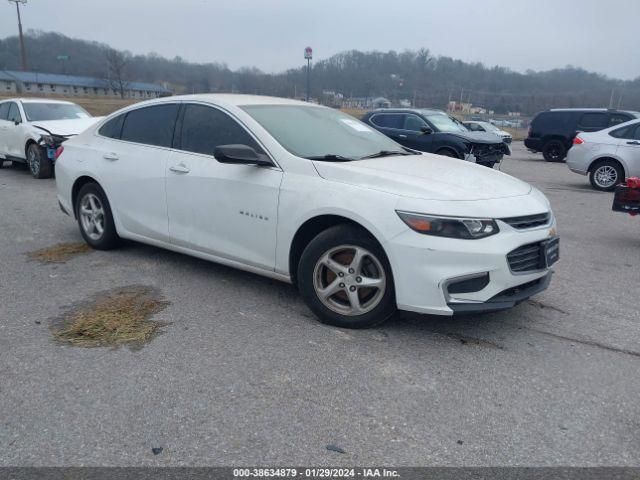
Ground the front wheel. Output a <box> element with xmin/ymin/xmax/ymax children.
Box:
<box><xmin>75</xmin><ymin>183</ymin><xmax>121</xmax><ymax>250</ymax></box>
<box><xmin>27</xmin><ymin>143</ymin><xmax>53</xmax><ymax>179</ymax></box>
<box><xmin>589</xmin><ymin>159</ymin><xmax>624</xmax><ymax>191</ymax></box>
<box><xmin>297</xmin><ymin>225</ymin><xmax>396</xmax><ymax>328</ymax></box>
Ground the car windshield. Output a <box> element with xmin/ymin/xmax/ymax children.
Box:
<box><xmin>425</xmin><ymin>114</ymin><xmax>468</xmax><ymax>133</ymax></box>
<box><xmin>22</xmin><ymin>103</ymin><xmax>91</xmax><ymax>122</ymax></box>
<box><xmin>241</xmin><ymin>104</ymin><xmax>411</xmax><ymax>160</ymax></box>
<box><xmin>481</xmin><ymin>122</ymin><xmax>500</xmax><ymax>132</ymax></box>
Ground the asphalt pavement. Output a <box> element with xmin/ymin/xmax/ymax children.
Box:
<box><xmin>1</xmin><ymin>143</ymin><xmax>639</xmax><ymax>466</ymax></box>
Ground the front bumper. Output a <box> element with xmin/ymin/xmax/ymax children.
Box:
<box><xmin>385</xmin><ymin>219</ymin><xmax>557</xmax><ymax>316</ymax></box>
<box><xmin>448</xmin><ymin>272</ymin><xmax>552</xmax><ymax>314</ymax></box>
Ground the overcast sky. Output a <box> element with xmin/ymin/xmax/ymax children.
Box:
<box><xmin>1</xmin><ymin>0</ymin><xmax>638</xmax><ymax>79</ymax></box>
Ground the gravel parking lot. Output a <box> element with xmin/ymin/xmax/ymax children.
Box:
<box><xmin>1</xmin><ymin>142</ymin><xmax>639</xmax><ymax>467</ymax></box>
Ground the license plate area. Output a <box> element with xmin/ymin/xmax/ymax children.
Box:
<box><xmin>543</xmin><ymin>237</ymin><xmax>560</xmax><ymax>267</ymax></box>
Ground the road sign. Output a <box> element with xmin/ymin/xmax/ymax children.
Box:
<box><xmin>304</xmin><ymin>47</ymin><xmax>313</xmax><ymax>60</ymax></box>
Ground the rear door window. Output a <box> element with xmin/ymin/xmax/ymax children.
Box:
<box><xmin>370</xmin><ymin>114</ymin><xmax>403</xmax><ymax>129</ymax></box>
<box><xmin>0</xmin><ymin>102</ymin><xmax>9</xmax><ymax>121</ymax></box>
<box><xmin>178</xmin><ymin>103</ymin><xmax>262</xmax><ymax>155</ymax></box>
<box><xmin>609</xmin><ymin>113</ymin><xmax>631</xmax><ymax>127</ymax></box>
<box><xmin>121</xmin><ymin>104</ymin><xmax>180</xmax><ymax>147</ymax></box>
<box><xmin>578</xmin><ymin>113</ymin><xmax>608</xmax><ymax>129</ymax></box>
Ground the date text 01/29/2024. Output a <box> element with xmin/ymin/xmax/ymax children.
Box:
<box><xmin>232</xmin><ymin>468</ymin><xmax>400</xmax><ymax>478</ymax></box>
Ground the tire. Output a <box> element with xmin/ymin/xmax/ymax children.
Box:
<box><xmin>75</xmin><ymin>183</ymin><xmax>121</xmax><ymax>250</ymax></box>
<box><xmin>436</xmin><ymin>148</ymin><xmax>459</xmax><ymax>158</ymax></box>
<box><xmin>27</xmin><ymin>143</ymin><xmax>53</xmax><ymax>179</ymax></box>
<box><xmin>589</xmin><ymin>159</ymin><xmax>624</xmax><ymax>192</ymax></box>
<box><xmin>542</xmin><ymin>140</ymin><xmax>566</xmax><ymax>162</ymax></box>
<box><xmin>297</xmin><ymin>224</ymin><xmax>396</xmax><ymax>328</ymax></box>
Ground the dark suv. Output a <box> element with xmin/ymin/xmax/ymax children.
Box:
<box><xmin>525</xmin><ymin>108</ymin><xmax>639</xmax><ymax>162</ymax></box>
<box><xmin>361</xmin><ymin>108</ymin><xmax>510</xmax><ymax>168</ymax></box>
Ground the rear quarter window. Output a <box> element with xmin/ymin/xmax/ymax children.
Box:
<box><xmin>0</xmin><ymin>102</ymin><xmax>9</xmax><ymax>120</ymax></box>
<box><xmin>533</xmin><ymin>112</ymin><xmax>572</xmax><ymax>130</ymax></box>
<box><xmin>98</xmin><ymin>114</ymin><xmax>125</xmax><ymax>139</ymax></box>
<box><xmin>370</xmin><ymin>113</ymin><xmax>404</xmax><ymax>129</ymax></box>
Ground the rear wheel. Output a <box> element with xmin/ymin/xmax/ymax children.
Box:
<box><xmin>589</xmin><ymin>159</ymin><xmax>624</xmax><ymax>191</ymax></box>
<box><xmin>542</xmin><ymin>140</ymin><xmax>566</xmax><ymax>162</ymax></box>
<box><xmin>27</xmin><ymin>143</ymin><xmax>53</xmax><ymax>179</ymax></box>
<box><xmin>298</xmin><ymin>225</ymin><xmax>396</xmax><ymax>328</ymax></box>
<box><xmin>75</xmin><ymin>183</ymin><xmax>121</xmax><ymax>250</ymax></box>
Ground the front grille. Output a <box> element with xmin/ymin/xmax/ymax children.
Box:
<box><xmin>501</xmin><ymin>212</ymin><xmax>550</xmax><ymax>230</ymax></box>
<box><xmin>471</xmin><ymin>143</ymin><xmax>504</xmax><ymax>159</ymax></box>
<box><xmin>507</xmin><ymin>241</ymin><xmax>546</xmax><ymax>273</ymax></box>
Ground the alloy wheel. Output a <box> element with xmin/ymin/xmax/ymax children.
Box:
<box><xmin>312</xmin><ymin>245</ymin><xmax>386</xmax><ymax>316</ymax></box>
<box><xmin>28</xmin><ymin>147</ymin><xmax>40</xmax><ymax>176</ymax></box>
<box><xmin>593</xmin><ymin>165</ymin><xmax>618</xmax><ymax>189</ymax></box>
<box><xmin>79</xmin><ymin>193</ymin><xmax>105</xmax><ymax>241</ymax></box>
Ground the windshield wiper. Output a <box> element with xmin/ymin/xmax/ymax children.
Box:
<box><xmin>359</xmin><ymin>150</ymin><xmax>414</xmax><ymax>159</ymax></box>
<box><xmin>305</xmin><ymin>154</ymin><xmax>355</xmax><ymax>162</ymax></box>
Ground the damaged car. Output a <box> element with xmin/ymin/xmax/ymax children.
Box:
<box><xmin>0</xmin><ymin>98</ymin><xmax>100</xmax><ymax>178</ymax></box>
<box><xmin>362</xmin><ymin>108</ymin><xmax>510</xmax><ymax>168</ymax></box>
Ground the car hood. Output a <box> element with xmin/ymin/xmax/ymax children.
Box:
<box><xmin>30</xmin><ymin>117</ymin><xmax>102</xmax><ymax>136</ymax></box>
<box><xmin>448</xmin><ymin>131</ymin><xmax>503</xmax><ymax>144</ymax></box>
<box><xmin>313</xmin><ymin>154</ymin><xmax>532</xmax><ymax>201</ymax></box>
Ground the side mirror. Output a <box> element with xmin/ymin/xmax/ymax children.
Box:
<box><xmin>420</xmin><ymin>126</ymin><xmax>433</xmax><ymax>135</ymax></box>
<box><xmin>214</xmin><ymin>144</ymin><xmax>273</xmax><ymax>167</ymax></box>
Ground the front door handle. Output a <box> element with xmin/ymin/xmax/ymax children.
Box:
<box><xmin>398</xmin><ymin>134</ymin><xmax>408</xmax><ymax>138</ymax></box>
<box><xmin>103</xmin><ymin>152</ymin><xmax>119</xmax><ymax>161</ymax></box>
<box><xmin>169</xmin><ymin>163</ymin><xmax>190</xmax><ymax>174</ymax></box>
<box><xmin>626</xmin><ymin>141</ymin><xmax>640</xmax><ymax>145</ymax></box>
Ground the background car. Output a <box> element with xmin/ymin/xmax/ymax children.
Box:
<box><xmin>566</xmin><ymin>118</ymin><xmax>640</xmax><ymax>191</ymax></box>
<box><xmin>55</xmin><ymin>94</ymin><xmax>556</xmax><ymax>329</ymax></box>
<box><xmin>361</xmin><ymin>108</ymin><xmax>510</xmax><ymax>168</ymax></box>
<box><xmin>464</xmin><ymin>120</ymin><xmax>512</xmax><ymax>144</ymax></box>
<box><xmin>524</xmin><ymin>108</ymin><xmax>639</xmax><ymax>163</ymax></box>
<box><xmin>0</xmin><ymin>98</ymin><xmax>99</xmax><ymax>178</ymax></box>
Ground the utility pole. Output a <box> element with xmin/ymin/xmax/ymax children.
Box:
<box><xmin>8</xmin><ymin>0</ymin><xmax>28</xmax><ymax>71</ymax></box>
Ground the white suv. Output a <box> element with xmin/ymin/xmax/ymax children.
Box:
<box><xmin>0</xmin><ymin>98</ymin><xmax>99</xmax><ymax>178</ymax></box>
<box><xmin>55</xmin><ymin>94</ymin><xmax>559</xmax><ymax>328</ymax></box>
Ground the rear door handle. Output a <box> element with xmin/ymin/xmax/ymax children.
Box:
<box><xmin>103</xmin><ymin>152</ymin><xmax>119</xmax><ymax>161</ymax></box>
<box><xmin>169</xmin><ymin>163</ymin><xmax>190</xmax><ymax>174</ymax></box>
<box><xmin>626</xmin><ymin>141</ymin><xmax>640</xmax><ymax>145</ymax></box>
<box><xmin>398</xmin><ymin>134</ymin><xmax>408</xmax><ymax>138</ymax></box>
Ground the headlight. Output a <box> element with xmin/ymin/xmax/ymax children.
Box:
<box><xmin>396</xmin><ymin>211</ymin><xmax>500</xmax><ymax>239</ymax></box>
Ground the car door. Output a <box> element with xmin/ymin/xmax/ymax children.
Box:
<box><xmin>4</xmin><ymin>102</ymin><xmax>26</xmax><ymax>158</ymax></box>
<box><xmin>97</xmin><ymin>103</ymin><xmax>179</xmax><ymax>242</ymax></box>
<box><xmin>615</xmin><ymin>123</ymin><xmax>640</xmax><ymax>177</ymax></box>
<box><xmin>400</xmin><ymin>114</ymin><xmax>434</xmax><ymax>152</ymax></box>
<box><xmin>0</xmin><ymin>102</ymin><xmax>11</xmax><ymax>158</ymax></box>
<box><xmin>166</xmin><ymin>102</ymin><xmax>282</xmax><ymax>270</ymax></box>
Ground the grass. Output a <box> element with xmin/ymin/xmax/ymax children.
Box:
<box><xmin>27</xmin><ymin>242</ymin><xmax>93</xmax><ymax>263</ymax></box>
<box><xmin>52</xmin><ymin>286</ymin><xmax>169</xmax><ymax>348</ymax></box>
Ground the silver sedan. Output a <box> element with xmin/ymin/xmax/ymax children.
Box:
<box><xmin>566</xmin><ymin>118</ymin><xmax>640</xmax><ymax>191</ymax></box>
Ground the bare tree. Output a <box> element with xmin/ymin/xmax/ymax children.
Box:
<box><xmin>106</xmin><ymin>49</ymin><xmax>129</xmax><ymax>98</ymax></box>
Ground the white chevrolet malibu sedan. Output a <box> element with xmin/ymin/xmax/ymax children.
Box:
<box><xmin>55</xmin><ymin>94</ymin><xmax>559</xmax><ymax>328</ymax></box>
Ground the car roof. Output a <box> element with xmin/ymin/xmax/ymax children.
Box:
<box><xmin>156</xmin><ymin>93</ymin><xmax>315</xmax><ymax>108</ymax></box>
<box><xmin>547</xmin><ymin>108</ymin><xmax>638</xmax><ymax>115</ymax></box>
<box><xmin>1</xmin><ymin>97</ymin><xmax>78</xmax><ymax>105</ymax></box>
<box><xmin>369</xmin><ymin>108</ymin><xmax>446</xmax><ymax>115</ymax></box>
